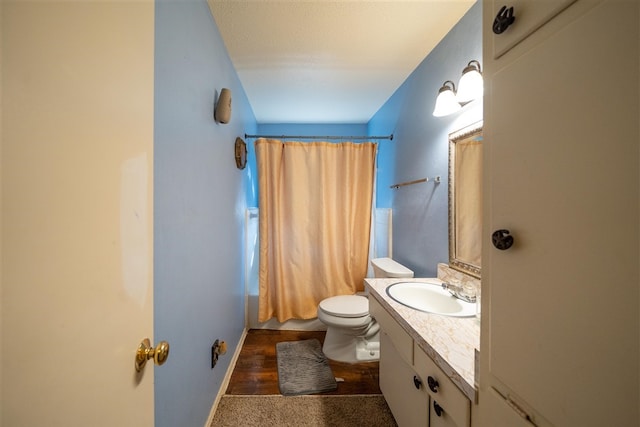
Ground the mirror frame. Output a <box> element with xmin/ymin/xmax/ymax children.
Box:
<box><xmin>448</xmin><ymin>121</ymin><xmax>483</xmax><ymax>279</ymax></box>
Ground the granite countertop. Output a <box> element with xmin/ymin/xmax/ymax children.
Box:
<box><xmin>365</xmin><ymin>277</ymin><xmax>480</xmax><ymax>402</ymax></box>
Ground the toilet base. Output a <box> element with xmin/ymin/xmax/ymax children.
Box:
<box><xmin>355</xmin><ymin>336</ymin><xmax>380</xmax><ymax>361</ymax></box>
<box><xmin>322</xmin><ymin>327</ymin><xmax>380</xmax><ymax>363</ymax></box>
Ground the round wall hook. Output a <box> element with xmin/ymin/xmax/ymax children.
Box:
<box><xmin>235</xmin><ymin>137</ymin><xmax>247</xmax><ymax>169</ymax></box>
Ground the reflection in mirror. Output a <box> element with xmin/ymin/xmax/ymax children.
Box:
<box><xmin>448</xmin><ymin>122</ymin><xmax>482</xmax><ymax>278</ymax></box>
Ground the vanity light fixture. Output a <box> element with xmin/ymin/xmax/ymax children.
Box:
<box><xmin>433</xmin><ymin>60</ymin><xmax>484</xmax><ymax>117</ymax></box>
<box><xmin>456</xmin><ymin>60</ymin><xmax>483</xmax><ymax>103</ymax></box>
<box><xmin>433</xmin><ymin>80</ymin><xmax>461</xmax><ymax>117</ymax></box>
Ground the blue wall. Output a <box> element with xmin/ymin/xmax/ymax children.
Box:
<box><xmin>154</xmin><ymin>1</ymin><xmax>257</xmax><ymax>426</ymax></box>
<box><xmin>368</xmin><ymin>2</ymin><xmax>482</xmax><ymax>277</ymax></box>
<box><xmin>256</xmin><ymin>123</ymin><xmax>368</xmax><ymax>140</ymax></box>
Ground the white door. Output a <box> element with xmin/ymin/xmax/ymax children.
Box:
<box><xmin>482</xmin><ymin>1</ymin><xmax>639</xmax><ymax>426</ymax></box>
<box><xmin>2</xmin><ymin>2</ymin><xmax>156</xmax><ymax>425</ymax></box>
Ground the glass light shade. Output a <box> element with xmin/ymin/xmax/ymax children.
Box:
<box><xmin>456</xmin><ymin>61</ymin><xmax>483</xmax><ymax>103</ymax></box>
<box><xmin>433</xmin><ymin>81</ymin><xmax>461</xmax><ymax>117</ymax></box>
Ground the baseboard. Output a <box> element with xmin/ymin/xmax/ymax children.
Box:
<box><xmin>204</xmin><ymin>327</ymin><xmax>248</xmax><ymax>427</ymax></box>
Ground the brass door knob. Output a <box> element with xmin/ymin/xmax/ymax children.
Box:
<box><xmin>135</xmin><ymin>338</ymin><xmax>170</xmax><ymax>372</ymax></box>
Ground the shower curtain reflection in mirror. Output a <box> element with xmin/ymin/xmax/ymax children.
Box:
<box><xmin>448</xmin><ymin>122</ymin><xmax>482</xmax><ymax>278</ymax></box>
<box><xmin>255</xmin><ymin>139</ymin><xmax>377</xmax><ymax>322</ymax></box>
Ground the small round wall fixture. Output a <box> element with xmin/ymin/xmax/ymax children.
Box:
<box><xmin>235</xmin><ymin>137</ymin><xmax>247</xmax><ymax>169</ymax></box>
<box><xmin>215</xmin><ymin>88</ymin><xmax>232</xmax><ymax>124</ymax></box>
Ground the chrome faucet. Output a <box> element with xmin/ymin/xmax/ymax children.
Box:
<box><xmin>441</xmin><ymin>282</ymin><xmax>477</xmax><ymax>303</ymax></box>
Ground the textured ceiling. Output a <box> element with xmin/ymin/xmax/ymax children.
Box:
<box><xmin>208</xmin><ymin>1</ymin><xmax>475</xmax><ymax>124</ymax></box>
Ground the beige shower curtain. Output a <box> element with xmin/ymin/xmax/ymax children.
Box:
<box><xmin>255</xmin><ymin>138</ymin><xmax>377</xmax><ymax>322</ymax></box>
<box><xmin>455</xmin><ymin>138</ymin><xmax>482</xmax><ymax>266</ymax></box>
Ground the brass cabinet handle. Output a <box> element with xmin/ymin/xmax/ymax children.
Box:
<box><xmin>135</xmin><ymin>338</ymin><xmax>170</xmax><ymax>372</ymax></box>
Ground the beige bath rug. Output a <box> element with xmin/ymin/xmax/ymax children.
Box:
<box><xmin>210</xmin><ymin>394</ymin><xmax>397</xmax><ymax>427</ymax></box>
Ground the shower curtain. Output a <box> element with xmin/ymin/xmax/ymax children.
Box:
<box><xmin>455</xmin><ymin>137</ymin><xmax>482</xmax><ymax>266</ymax></box>
<box><xmin>255</xmin><ymin>138</ymin><xmax>377</xmax><ymax>322</ymax></box>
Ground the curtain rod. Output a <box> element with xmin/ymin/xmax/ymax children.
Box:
<box><xmin>244</xmin><ymin>134</ymin><xmax>393</xmax><ymax>141</ymax></box>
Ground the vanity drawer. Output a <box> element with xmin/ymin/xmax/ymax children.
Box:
<box><xmin>369</xmin><ymin>296</ymin><xmax>413</xmax><ymax>365</ymax></box>
<box><xmin>414</xmin><ymin>343</ymin><xmax>470</xmax><ymax>427</ymax></box>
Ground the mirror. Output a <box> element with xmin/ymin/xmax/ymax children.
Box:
<box><xmin>448</xmin><ymin>122</ymin><xmax>482</xmax><ymax>278</ymax></box>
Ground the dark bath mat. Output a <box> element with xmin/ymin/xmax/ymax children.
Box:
<box><xmin>276</xmin><ymin>338</ymin><xmax>338</xmax><ymax>396</ymax></box>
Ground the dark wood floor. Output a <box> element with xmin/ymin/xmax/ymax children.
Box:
<box><xmin>225</xmin><ymin>329</ymin><xmax>381</xmax><ymax>395</ymax></box>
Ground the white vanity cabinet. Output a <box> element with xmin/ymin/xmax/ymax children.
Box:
<box><xmin>481</xmin><ymin>1</ymin><xmax>639</xmax><ymax>426</ymax></box>
<box><xmin>379</xmin><ymin>332</ymin><xmax>429</xmax><ymax>427</ymax></box>
<box><xmin>371</xmin><ymin>297</ymin><xmax>471</xmax><ymax>427</ymax></box>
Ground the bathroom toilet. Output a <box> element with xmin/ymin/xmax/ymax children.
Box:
<box><xmin>317</xmin><ymin>257</ymin><xmax>414</xmax><ymax>363</ymax></box>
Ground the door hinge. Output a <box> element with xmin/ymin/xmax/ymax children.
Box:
<box><xmin>506</xmin><ymin>395</ymin><xmax>537</xmax><ymax>426</ymax></box>
<box><xmin>492</xmin><ymin>386</ymin><xmax>537</xmax><ymax>426</ymax></box>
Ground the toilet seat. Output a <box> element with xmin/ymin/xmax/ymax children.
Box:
<box><xmin>318</xmin><ymin>309</ymin><xmax>371</xmax><ymax>328</ymax></box>
<box><xmin>318</xmin><ymin>295</ymin><xmax>369</xmax><ymax>318</ymax></box>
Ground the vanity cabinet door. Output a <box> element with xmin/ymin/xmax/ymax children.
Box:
<box><xmin>430</xmin><ymin>400</ymin><xmax>460</xmax><ymax>427</ymax></box>
<box><xmin>379</xmin><ymin>332</ymin><xmax>428</xmax><ymax>427</ymax></box>
<box><xmin>414</xmin><ymin>345</ymin><xmax>470</xmax><ymax>427</ymax></box>
<box><xmin>370</xmin><ymin>296</ymin><xmax>413</xmax><ymax>365</ymax></box>
<box><xmin>482</xmin><ymin>1</ymin><xmax>639</xmax><ymax>426</ymax></box>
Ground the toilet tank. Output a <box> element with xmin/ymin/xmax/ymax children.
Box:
<box><xmin>371</xmin><ymin>257</ymin><xmax>414</xmax><ymax>278</ymax></box>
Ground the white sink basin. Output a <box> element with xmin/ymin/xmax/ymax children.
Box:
<box><xmin>386</xmin><ymin>281</ymin><xmax>476</xmax><ymax>317</ymax></box>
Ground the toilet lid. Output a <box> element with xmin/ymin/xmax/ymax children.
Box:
<box><xmin>371</xmin><ymin>257</ymin><xmax>414</xmax><ymax>278</ymax></box>
<box><xmin>319</xmin><ymin>295</ymin><xmax>369</xmax><ymax>318</ymax></box>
